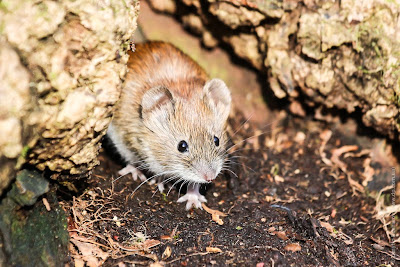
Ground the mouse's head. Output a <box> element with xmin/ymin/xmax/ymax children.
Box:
<box><xmin>140</xmin><ymin>78</ymin><xmax>231</xmax><ymax>184</ymax></box>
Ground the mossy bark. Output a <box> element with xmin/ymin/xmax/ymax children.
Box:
<box><xmin>0</xmin><ymin>0</ymin><xmax>139</xmax><ymax>195</ymax></box>
<box><xmin>0</xmin><ymin>170</ymin><xmax>69</xmax><ymax>266</ymax></box>
<box><xmin>149</xmin><ymin>0</ymin><xmax>400</xmax><ymax>141</ymax></box>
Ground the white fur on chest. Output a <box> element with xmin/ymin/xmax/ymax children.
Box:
<box><xmin>106</xmin><ymin>122</ymin><xmax>137</xmax><ymax>163</ymax></box>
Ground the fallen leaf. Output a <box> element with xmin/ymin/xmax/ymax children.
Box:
<box><xmin>284</xmin><ymin>243</ymin><xmax>301</xmax><ymax>252</ymax></box>
<box><xmin>161</xmin><ymin>235</ymin><xmax>172</xmax><ymax>240</ymax></box>
<box><xmin>276</xmin><ymin>231</ymin><xmax>289</xmax><ymax>240</ymax></box>
<box><xmin>320</xmin><ymin>221</ymin><xmax>334</xmax><ymax>233</ymax></box>
<box><xmin>370</xmin><ymin>236</ymin><xmax>391</xmax><ymax>247</ymax></box>
<box><xmin>202</xmin><ymin>204</ymin><xmax>227</xmax><ymax>225</ymax></box>
<box><xmin>330</xmin><ymin>145</ymin><xmax>359</xmax><ymax>174</ymax></box>
<box><xmin>143</xmin><ymin>239</ymin><xmax>161</xmax><ymax>250</ymax></box>
<box><xmin>362</xmin><ymin>158</ymin><xmax>375</xmax><ymax>186</ymax></box>
<box><xmin>206</xmin><ymin>247</ymin><xmax>223</xmax><ymax>253</ymax></box>
<box><xmin>162</xmin><ymin>246</ymin><xmax>172</xmax><ymax>259</ymax></box>
<box><xmin>331</xmin><ymin>209</ymin><xmax>337</xmax><ymax>218</ymax></box>
<box><xmin>274</xmin><ymin>175</ymin><xmax>285</xmax><ymax>183</ymax></box>
<box><xmin>70</xmin><ymin>236</ymin><xmax>109</xmax><ymax>267</ymax></box>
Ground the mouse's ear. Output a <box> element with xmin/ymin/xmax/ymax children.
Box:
<box><xmin>203</xmin><ymin>79</ymin><xmax>231</xmax><ymax>120</ymax></box>
<box><xmin>141</xmin><ymin>86</ymin><xmax>174</xmax><ymax>120</ymax></box>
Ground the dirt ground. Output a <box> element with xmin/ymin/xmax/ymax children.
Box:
<box><xmin>64</xmin><ymin>2</ymin><xmax>399</xmax><ymax>266</ymax></box>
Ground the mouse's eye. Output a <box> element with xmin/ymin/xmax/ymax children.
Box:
<box><xmin>177</xmin><ymin>140</ymin><xmax>189</xmax><ymax>153</ymax></box>
<box><xmin>213</xmin><ymin>136</ymin><xmax>220</xmax><ymax>147</ymax></box>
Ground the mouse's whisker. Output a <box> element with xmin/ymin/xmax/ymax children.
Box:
<box><xmin>129</xmin><ymin>171</ymin><xmax>174</xmax><ymax>197</ymax></box>
<box><xmin>223</xmin><ymin>159</ymin><xmax>256</xmax><ymax>173</ymax></box>
<box><xmin>157</xmin><ymin>175</ymin><xmax>178</xmax><ymax>194</ymax></box>
<box><xmin>152</xmin><ymin>175</ymin><xmax>178</xmax><ymax>197</ymax></box>
<box><xmin>129</xmin><ymin>176</ymin><xmax>155</xmax><ymax>197</ymax></box>
<box><xmin>178</xmin><ymin>180</ymin><xmax>189</xmax><ymax>198</ymax></box>
<box><xmin>230</xmin><ymin>112</ymin><xmax>254</xmax><ymax>138</ymax></box>
<box><xmin>221</xmin><ymin>167</ymin><xmax>238</xmax><ymax>178</ymax></box>
<box><xmin>128</xmin><ymin>159</ymin><xmax>148</xmax><ymax>165</ymax></box>
<box><xmin>226</xmin><ymin>129</ymin><xmax>274</xmax><ymax>152</ymax></box>
<box><xmin>227</xmin><ymin>117</ymin><xmax>284</xmax><ymax>152</ymax></box>
<box><xmin>168</xmin><ymin>178</ymin><xmax>183</xmax><ymax>196</ymax></box>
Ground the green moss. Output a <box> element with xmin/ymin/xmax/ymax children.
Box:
<box><xmin>9</xmin><ymin>198</ymin><xmax>69</xmax><ymax>266</ymax></box>
<box><xmin>0</xmin><ymin>170</ymin><xmax>69</xmax><ymax>266</ymax></box>
<box><xmin>271</xmin><ymin>163</ymin><xmax>280</xmax><ymax>176</ymax></box>
<box><xmin>20</xmin><ymin>145</ymin><xmax>30</xmax><ymax>158</ymax></box>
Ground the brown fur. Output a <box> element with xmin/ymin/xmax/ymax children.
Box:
<box><xmin>109</xmin><ymin>41</ymin><xmax>231</xmax><ymax>184</ymax></box>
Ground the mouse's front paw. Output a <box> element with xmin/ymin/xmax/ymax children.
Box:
<box><xmin>177</xmin><ymin>190</ymin><xmax>207</xmax><ymax>210</ymax></box>
<box><xmin>118</xmin><ymin>164</ymin><xmax>146</xmax><ymax>181</ymax></box>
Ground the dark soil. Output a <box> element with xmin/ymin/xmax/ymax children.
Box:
<box><xmin>66</xmin><ymin>111</ymin><xmax>398</xmax><ymax>266</ymax></box>
<box><xmin>64</xmin><ymin>2</ymin><xmax>399</xmax><ymax>266</ymax></box>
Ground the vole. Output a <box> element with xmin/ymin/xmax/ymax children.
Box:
<box><xmin>107</xmin><ymin>41</ymin><xmax>231</xmax><ymax>210</ymax></box>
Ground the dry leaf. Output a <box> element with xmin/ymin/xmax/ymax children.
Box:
<box><xmin>370</xmin><ymin>236</ymin><xmax>391</xmax><ymax>247</ymax></box>
<box><xmin>70</xmin><ymin>237</ymin><xmax>109</xmax><ymax>267</ymax></box>
<box><xmin>274</xmin><ymin>175</ymin><xmax>285</xmax><ymax>183</ymax></box>
<box><xmin>276</xmin><ymin>231</ymin><xmax>289</xmax><ymax>240</ymax></box>
<box><xmin>331</xmin><ymin>209</ymin><xmax>337</xmax><ymax>218</ymax></box>
<box><xmin>161</xmin><ymin>235</ymin><xmax>172</xmax><ymax>240</ymax></box>
<box><xmin>330</xmin><ymin>145</ymin><xmax>359</xmax><ymax>173</ymax></box>
<box><xmin>143</xmin><ymin>239</ymin><xmax>161</xmax><ymax>250</ymax></box>
<box><xmin>284</xmin><ymin>243</ymin><xmax>301</xmax><ymax>252</ymax></box>
<box><xmin>362</xmin><ymin>158</ymin><xmax>375</xmax><ymax>186</ymax></box>
<box><xmin>206</xmin><ymin>247</ymin><xmax>223</xmax><ymax>253</ymax></box>
<box><xmin>202</xmin><ymin>203</ymin><xmax>227</xmax><ymax>225</ymax></box>
<box><xmin>162</xmin><ymin>246</ymin><xmax>172</xmax><ymax>259</ymax></box>
<box><xmin>320</xmin><ymin>221</ymin><xmax>334</xmax><ymax>233</ymax></box>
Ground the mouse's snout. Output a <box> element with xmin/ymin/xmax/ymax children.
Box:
<box><xmin>193</xmin><ymin>160</ymin><xmax>217</xmax><ymax>183</ymax></box>
<box><xmin>203</xmin><ymin>172</ymin><xmax>215</xmax><ymax>182</ymax></box>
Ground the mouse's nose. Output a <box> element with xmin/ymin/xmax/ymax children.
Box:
<box><xmin>203</xmin><ymin>172</ymin><xmax>215</xmax><ymax>182</ymax></box>
<box><xmin>193</xmin><ymin>161</ymin><xmax>217</xmax><ymax>182</ymax></box>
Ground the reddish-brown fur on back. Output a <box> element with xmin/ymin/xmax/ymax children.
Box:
<box><xmin>127</xmin><ymin>42</ymin><xmax>208</xmax><ymax>99</ymax></box>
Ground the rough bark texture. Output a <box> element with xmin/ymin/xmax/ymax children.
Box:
<box><xmin>148</xmin><ymin>0</ymin><xmax>400</xmax><ymax>141</ymax></box>
<box><xmin>0</xmin><ymin>0</ymin><xmax>139</xmax><ymax>195</ymax></box>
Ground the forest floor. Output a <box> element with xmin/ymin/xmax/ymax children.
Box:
<box><xmin>63</xmin><ymin>1</ymin><xmax>399</xmax><ymax>266</ymax></box>
<box><xmin>65</xmin><ymin>111</ymin><xmax>398</xmax><ymax>266</ymax></box>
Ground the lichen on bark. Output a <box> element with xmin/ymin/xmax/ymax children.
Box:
<box><xmin>0</xmin><ymin>0</ymin><xmax>139</xmax><ymax>194</ymax></box>
<box><xmin>149</xmin><ymin>0</ymin><xmax>400</xmax><ymax>142</ymax></box>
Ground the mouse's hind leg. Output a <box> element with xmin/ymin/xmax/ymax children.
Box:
<box><xmin>118</xmin><ymin>164</ymin><xmax>147</xmax><ymax>182</ymax></box>
<box><xmin>149</xmin><ymin>177</ymin><xmax>165</xmax><ymax>192</ymax></box>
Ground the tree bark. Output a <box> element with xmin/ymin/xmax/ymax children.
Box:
<box><xmin>149</xmin><ymin>0</ymin><xmax>400</xmax><ymax>141</ymax></box>
<box><xmin>0</xmin><ymin>0</ymin><xmax>139</xmax><ymax>195</ymax></box>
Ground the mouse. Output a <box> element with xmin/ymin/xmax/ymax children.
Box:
<box><xmin>107</xmin><ymin>41</ymin><xmax>232</xmax><ymax>210</ymax></box>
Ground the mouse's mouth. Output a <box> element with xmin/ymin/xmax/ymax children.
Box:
<box><xmin>191</xmin><ymin>161</ymin><xmax>218</xmax><ymax>183</ymax></box>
